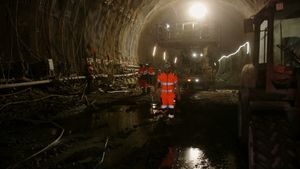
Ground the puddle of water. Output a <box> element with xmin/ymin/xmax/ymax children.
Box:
<box><xmin>174</xmin><ymin>147</ymin><xmax>214</xmax><ymax>169</ymax></box>
<box><xmin>171</xmin><ymin>146</ymin><xmax>237</xmax><ymax>169</ymax></box>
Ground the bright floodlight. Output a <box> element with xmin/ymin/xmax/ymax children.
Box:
<box><xmin>166</xmin><ymin>23</ymin><xmax>170</xmax><ymax>29</ymax></box>
<box><xmin>152</xmin><ymin>46</ymin><xmax>157</xmax><ymax>57</ymax></box>
<box><xmin>192</xmin><ymin>53</ymin><xmax>197</xmax><ymax>58</ymax></box>
<box><xmin>189</xmin><ymin>3</ymin><xmax>207</xmax><ymax>19</ymax></box>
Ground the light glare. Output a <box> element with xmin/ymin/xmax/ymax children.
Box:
<box><xmin>188</xmin><ymin>148</ymin><xmax>203</xmax><ymax>161</ymax></box>
<box><xmin>192</xmin><ymin>53</ymin><xmax>197</xmax><ymax>58</ymax></box>
<box><xmin>189</xmin><ymin>3</ymin><xmax>207</xmax><ymax>19</ymax></box>
<box><xmin>166</xmin><ymin>24</ymin><xmax>170</xmax><ymax>29</ymax></box>
<box><xmin>152</xmin><ymin>46</ymin><xmax>157</xmax><ymax>57</ymax></box>
<box><xmin>218</xmin><ymin>42</ymin><xmax>250</xmax><ymax>62</ymax></box>
<box><xmin>174</xmin><ymin>57</ymin><xmax>178</xmax><ymax>64</ymax></box>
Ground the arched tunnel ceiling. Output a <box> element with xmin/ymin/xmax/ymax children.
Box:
<box><xmin>137</xmin><ymin>0</ymin><xmax>269</xmax><ymax>64</ymax></box>
<box><xmin>0</xmin><ymin>0</ymin><xmax>269</xmax><ymax>79</ymax></box>
<box><xmin>85</xmin><ymin>0</ymin><xmax>270</xmax><ymax>66</ymax></box>
<box><xmin>145</xmin><ymin>0</ymin><xmax>269</xmax><ymax>23</ymax></box>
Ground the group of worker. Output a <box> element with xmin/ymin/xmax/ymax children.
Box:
<box><xmin>138</xmin><ymin>63</ymin><xmax>156</xmax><ymax>94</ymax></box>
<box><xmin>138</xmin><ymin>62</ymin><xmax>179</xmax><ymax>117</ymax></box>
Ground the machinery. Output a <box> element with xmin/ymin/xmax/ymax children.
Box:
<box><xmin>155</xmin><ymin>21</ymin><xmax>219</xmax><ymax>91</ymax></box>
<box><xmin>239</xmin><ymin>0</ymin><xmax>300</xmax><ymax>168</ymax></box>
<box><xmin>182</xmin><ymin>73</ymin><xmax>209</xmax><ymax>90</ymax></box>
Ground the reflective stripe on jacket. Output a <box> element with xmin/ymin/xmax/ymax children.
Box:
<box><xmin>157</xmin><ymin>72</ymin><xmax>178</xmax><ymax>93</ymax></box>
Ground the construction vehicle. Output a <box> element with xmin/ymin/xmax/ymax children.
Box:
<box><xmin>156</xmin><ymin>20</ymin><xmax>220</xmax><ymax>91</ymax></box>
<box><xmin>239</xmin><ymin>0</ymin><xmax>300</xmax><ymax>168</ymax></box>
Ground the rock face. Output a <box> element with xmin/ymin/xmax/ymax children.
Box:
<box><xmin>0</xmin><ymin>0</ymin><xmax>267</xmax><ymax>81</ymax></box>
<box><xmin>0</xmin><ymin>0</ymin><xmax>150</xmax><ymax>79</ymax></box>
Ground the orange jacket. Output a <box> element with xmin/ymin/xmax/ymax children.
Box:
<box><xmin>157</xmin><ymin>72</ymin><xmax>178</xmax><ymax>93</ymax></box>
<box><xmin>138</xmin><ymin>67</ymin><xmax>147</xmax><ymax>75</ymax></box>
<box><xmin>147</xmin><ymin>66</ymin><xmax>155</xmax><ymax>75</ymax></box>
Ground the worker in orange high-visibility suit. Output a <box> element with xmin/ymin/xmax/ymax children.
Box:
<box><xmin>147</xmin><ymin>64</ymin><xmax>155</xmax><ymax>75</ymax></box>
<box><xmin>146</xmin><ymin>63</ymin><xmax>155</xmax><ymax>93</ymax></box>
<box><xmin>155</xmin><ymin>63</ymin><xmax>179</xmax><ymax>117</ymax></box>
<box><xmin>138</xmin><ymin>64</ymin><xmax>148</xmax><ymax>94</ymax></box>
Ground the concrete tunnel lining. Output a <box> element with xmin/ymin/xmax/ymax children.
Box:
<box><xmin>92</xmin><ymin>0</ymin><xmax>269</xmax><ymax>66</ymax></box>
<box><xmin>117</xmin><ymin>0</ymin><xmax>269</xmax><ymax>65</ymax></box>
<box><xmin>0</xmin><ymin>0</ymin><xmax>299</xmax><ymax>169</ymax></box>
<box><xmin>0</xmin><ymin>0</ymin><xmax>268</xmax><ymax>81</ymax></box>
<box><xmin>136</xmin><ymin>0</ymin><xmax>269</xmax><ymax>65</ymax></box>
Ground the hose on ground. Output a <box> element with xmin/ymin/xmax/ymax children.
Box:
<box><xmin>93</xmin><ymin>137</ymin><xmax>109</xmax><ymax>169</ymax></box>
<box><xmin>7</xmin><ymin>119</ymin><xmax>65</xmax><ymax>169</ymax></box>
<box><xmin>0</xmin><ymin>94</ymin><xmax>73</xmax><ymax>112</ymax></box>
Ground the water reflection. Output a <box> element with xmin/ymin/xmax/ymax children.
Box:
<box><xmin>176</xmin><ymin>147</ymin><xmax>213</xmax><ymax>169</ymax></box>
<box><xmin>187</xmin><ymin>148</ymin><xmax>204</xmax><ymax>162</ymax></box>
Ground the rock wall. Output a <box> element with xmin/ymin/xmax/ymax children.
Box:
<box><xmin>0</xmin><ymin>0</ymin><xmax>268</xmax><ymax>82</ymax></box>
<box><xmin>0</xmin><ymin>0</ymin><xmax>156</xmax><ymax>80</ymax></box>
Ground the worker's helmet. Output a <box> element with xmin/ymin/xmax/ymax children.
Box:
<box><xmin>163</xmin><ymin>63</ymin><xmax>173</xmax><ymax>72</ymax></box>
<box><xmin>164</xmin><ymin>62</ymin><xmax>171</xmax><ymax>69</ymax></box>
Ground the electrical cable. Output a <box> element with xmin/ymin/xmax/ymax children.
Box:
<box><xmin>0</xmin><ymin>94</ymin><xmax>73</xmax><ymax>112</ymax></box>
<box><xmin>15</xmin><ymin>0</ymin><xmax>25</xmax><ymax>69</ymax></box>
<box><xmin>5</xmin><ymin>5</ymin><xmax>43</xmax><ymax>62</ymax></box>
<box><xmin>0</xmin><ymin>88</ymin><xmax>31</xmax><ymax>97</ymax></box>
<box><xmin>6</xmin><ymin>119</ymin><xmax>65</xmax><ymax>169</ymax></box>
<box><xmin>93</xmin><ymin>137</ymin><xmax>109</xmax><ymax>169</ymax></box>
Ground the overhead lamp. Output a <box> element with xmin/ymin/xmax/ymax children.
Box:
<box><xmin>152</xmin><ymin>46</ymin><xmax>157</xmax><ymax>57</ymax></box>
<box><xmin>189</xmin><ymin>3</ymin><xmax>207</xmax><ymax>20</ymax></box>
<box><xmin>166</xmin><ymin>23</ymin><xmax>170</xmax><ymax>29</ymax></box>
<box><xmin>192</xmin><ymin>52</ymin><xmax>197</xmax><ymax>58</ymax></box>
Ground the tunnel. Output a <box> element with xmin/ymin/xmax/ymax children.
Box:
<box><xmin>1</xmin><ymin>0</ymin><xmax>300</xmax><ymax>169</ymax></box>
<box><xmin>0</xmin><ymin>0</ymin><xmax>266</xmax><ymax>80</ymax></box>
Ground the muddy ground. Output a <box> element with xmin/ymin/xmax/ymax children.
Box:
<box><xmin>0</xmin><ymin>89</ymin><xmax>247</xmax><ymax>169</ymax></box>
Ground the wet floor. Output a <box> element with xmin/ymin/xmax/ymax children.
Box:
<box><xmin>0</xmin><ymin>90</ymin><xmax>246</xmax><ymax>169</ymax></box>
<box><xmin>58</xmin><ymin>90</ymin><xmax>243</xmax><ymax>169</ymax></box>
<box><xmin>172</xmin><ymin>146</ymin><xmax>235</xmax><ymax>169</ymax></box>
